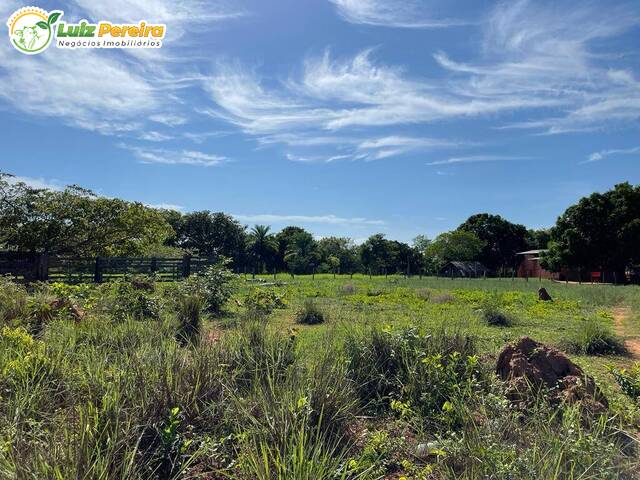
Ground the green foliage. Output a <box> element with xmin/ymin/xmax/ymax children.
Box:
<box><xmin>0</xmin><ymin>173</ymin><xmax>173</xmax><ymax>256</ymax></box>
<box><xmin>0</xmin><ymin>275</ymin><xmax>28</xmax><ymax>325</ymax></box>
<box><xmin>180</xmin><ymin>260</ymin><xmax>237</xmax><ymax>314</ymax></box>
<box><xmin>175</xmin><ymin>294</ymin><xmax>204</xmax><ymax>346</ymax></box>
<box><xmin>426</xmin><ymin>230</ymin><xmax>486</xmax><ymax>270</ymax></box>
<box><xmin>457</xmin><ymin>213</ymin><xmax>529</xmax><ymax>271</ymax></box>
<box><xmin>609</xmin><ymin>363</ymin><xmax>640</xmax><ymax>400</ymax></box>
<box><xmin>562</xmin><ymin>317</ymin><xmax>625</xmax><ymax>355</ymax></box>
<box><xmin>542</xmin><ymin>182</ymin><xmax>640</xmax><ymax>279</ymax></box>
<box><xmin>244</xmin><ymin>288</ymin><xmax>287</xmax><ymax>315</ymax></box>
<box><xmin>345</xmin><ymin>326</ymin><xmax>478</xmax><ymax>422</ymax></box>
<box><xmin>111</xmin><ymin>281</ymin><xmax>161</xmax><ymax>321</ymax></box>
<box><xmin>480</xmin><ymin>292</ymin><xmax>514</xmax><ymax>327</ymax></box>
<box><xmin>295</xmin><ymin>298</ymin><xmax>325</xmax><ymax>325</ymax></box>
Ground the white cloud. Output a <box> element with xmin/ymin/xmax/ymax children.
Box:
<box><xmin>139</xmin><ymin>131</ymin><xmax>174</xmax><ymax>142</ymax></box>
<box><xmin>233</xmin><ymin>213</ymin><xmax>385</xmax><ymax>226</ymax></box>
<box><xmin>122</xmin><ymin>145</ymin><xmax>227</xmax><ymax>166</ymax></box>
<box><xmin>146</xmin><ymin>202</ymin><xmax>185</xmax><ymax>211</ymax></box>
<box><xmin>426</xmin><ymin>155</ymin><xmax>530</xmax><ymax>166</ymax></box>
<box><xmin>435</xmin><ymin>0</ymin><xmax>640</xmax><ymax>135</ymax></box>
<box><xmin>328</xmin><ymin>0</ymin><xmax>467</xmax><ymax>28</ymax></box>
<box><xmin>584</xmin><ymin>146</ymin><xmax>640</xmax><ymax>164</ymax></box>
<box><xmin>149</xmin><ymin>114</ymin><xmax>188</xmax><ymax>127</ymax></box>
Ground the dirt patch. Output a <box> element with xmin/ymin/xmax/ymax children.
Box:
<box><xmin>613</xmin><ymin>306</ymin><xmax>640</xmax><ymax>360</ymax></box>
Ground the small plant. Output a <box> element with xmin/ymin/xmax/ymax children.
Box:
<box><xmin>431</xmin><ymin>292</ymin><xmax>454</xmax><ymax>304</ymax></box>
<box><xmin>295</xmin><ymin>299</ymin><xmax>325</xmax><ymax>325</ymax></box>
<box><xmin>26</xmin><ymin>292</ymin><xmax>56</xmax><ymax>335</ymax></box>
<box><xmin>176</xmin><ymin>294</ymin><xmax>204</xmax><ymax>346</ymax></box>
<box><xmin>340</xmin><ymin>283</ymin><xmax>356</xmax><ymax>295</ymax></box>
<box><xmin>180</xmin><ymin>260</ymin><xmax>237</xmax><ymax>314</ymax></box>
<box><xmin>479</xmin><ymin>292</ymin><xmax>513</xmax><ymax>326</ymax></box>
<box><xmin>0</xmin><ymin>276</ymin><xmax>28</xmax><ymax>325</ymax></box>
<box><xmin>130</xmin><ymin>274</ymin><xmax>156</xmax><ymax>292</ymax></box>
<box><xmin>609</xmin><ymin>363</ymin><xmax>640</xmax><ymax>400</ymax></box>
<box><xmin>112</xmin><ymin>281</ymin><xmax>160</xmax><ymax>321</ymax></box>
<box><xmin>244</xmin><ymin>288</ymin><xmax>287</xmax><ymax>315</ymax></box>
<box><xmin>562</xmin><ymin>318</ymin><xmax>625</xmax><ymax>355</ymax></box>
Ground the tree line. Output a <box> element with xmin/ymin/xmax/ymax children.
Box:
<box><xmin>1</xmin><ymin>173</ymin><xmax>638</xmax><ymax>279</ymax></box>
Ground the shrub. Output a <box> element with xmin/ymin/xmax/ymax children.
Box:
<box><xmin>176</xmin><ymin>294</ymin><xmax>204</xmax><ymax>346</ymax></box>
<box><xmin>431</xmin><ymin>292</ymin><xmax>454</xmax><ymax>304</ymax></box>
<box><xmin>0</xmin><ymin>276</ymin><xmax>28</xmax><ymax>325</ymax></box>
<box><xmin>181</xmin><ymin>260</ymin><xmax>237</xmax><ymax>314</ymax></box>
<box><xmin>112</xmin><ymin>281</ymin><xmax>161</xmax><ymax>321</ymax></box>
<box><xmin>340</xmin><ymin>284</ymin><xmax>356</xmax><ymax>295</ymax></box>
<box><xmin>345</xmin><ymin>326</ymin><xmax>478</xmax><ymax>422</ymax></box>
<box><xmin>562</xmin><ymin>318</ymin><xmax>625</xmax><ymax>355</ymax></box>
<box><xmin>479</xmin><ymin>292</ymin><xmax>513</xmax><ymax>327</ymax></box>
<box><xmin>130</xmin><ymin>274</ymin><xmax>156</xmax><ymax>292</ymax></box>
<box><xmin>26</xmin><ymin>291</ymin><xmax>56</xmax><ymax>335</ymax></box>
<box><xmin>609</xmin><ymin>364</ymin><xmax>640</xmax><ymax>400</ymax></box>
<box><xmin>244</xmin><ymin>288</ymin><xmax>287</xmax><ymax>315</ymax></box>
<box><xmin>295</xmin><ymin>299</ymin><xmax>325</xmax><ymax>325</ymax></box>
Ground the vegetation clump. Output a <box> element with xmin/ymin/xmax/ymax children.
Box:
<box><xmin>175</xmin><ymin>294</ymin><xmax>203</xmax><ymax>346</ymax></box>
<box><xmin>295</xmin><ymin>298</ymin><xmax>325</xmax><ymax>325</ymax></box>
<box><xmin>180</xmin><ymin>261</ymin><xmax>237</xmax><ymax>314</ymax></box>
<box><xmin>244</xmin><ymin>288</ymin><xmax>287</xmax><ymax>315</ymax></box>
<box><xmin>562</xmin><ymin>318</ymin><xmax>625</xmax><ymax>355</ymax></box>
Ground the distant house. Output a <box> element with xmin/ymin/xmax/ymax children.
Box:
<box><xmin>440</xmin><ymin>261</ymin><xmax>491</xmax><ymax>278</ymax></box>
<box><xmin>516</xmin><ymin>250</ymin><xmax>557</xmax><ymax>279</ymax></box>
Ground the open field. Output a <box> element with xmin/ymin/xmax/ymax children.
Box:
<box><xmin>2</xmin><ymin>273</ymin><xmax>640</xmax><ymax>479</ymax></box>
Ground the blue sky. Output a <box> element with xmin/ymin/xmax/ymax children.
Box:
<box><xmin>1</xmin><ymin>0</ymin><xmax>639</xmax><ymax>243</ymax></box>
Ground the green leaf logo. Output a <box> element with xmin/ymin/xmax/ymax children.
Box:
<box><xmin>36</xmin><ymin>21</ymin><xmax>48</xmax><ymax>30</ymax></box>
<box><xmin>47</xmin><ymin>11</ymin><xmax>62</xmax><ymax>25</ymax></box>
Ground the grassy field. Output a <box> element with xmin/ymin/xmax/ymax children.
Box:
<box><xmin>1</xmin><ymin>273</ymin><xmax>640</xmax><ymax>479</ymax></box>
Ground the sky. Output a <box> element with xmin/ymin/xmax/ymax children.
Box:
<box><xmin>0</xmin><ymin>0</ymin><xmax>639</xmax><ymax>243</ymax></box>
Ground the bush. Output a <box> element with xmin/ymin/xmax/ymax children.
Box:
<box><xmin>295</xmin><ymin>299</ymin><xmax>325</xmax><ymax>325</ymax></box>
<box><xmin>563</xmin><ymin>318</ymin><xmax>625</xmax><ymax>355</ymax></box>
<box><xmin>112</xmin><ymin>281</ymin><xmax>161</xmax><ymax>321</ymax></box>
<box><xmin>176</xmin><ymin>294</ymin><xmax>204</xmax><ymax>346</ymax></box>
<box><xmin>244</xmin><ymin>288</ymin><xmax>287</xmax><ymax>315</ymax></box>
<box><xmin>609</xmin><ymin>363</ymin><xmax>640</xmax><ymax>400</ymax></box>
<box><xmin>181</xmin><ymin>260</ymin><xmax>237</xmax><ymax>314</ymax></box>
<box><xmin>0</xmin><ymin>276</ymin><xmax>28</xmax><ymax>325</ymax></box>
<box><xmin>482</xmin><ymin>306</ymin><xmax>513</xmax><ymax>327</ymax></box>
<box><xmin>340</xmin><ymin>284</ymin><xmax>356</xmax><ymax>295</ymax></box>
<box><xmin>345</xmin><ymin>326</ymin><xmax>478</xmax><ymax>422</ymax></box>
<box><xmin>431</xmin><ymin>292</ymin><xmax>454</xmax><ymax>304</ymax></box>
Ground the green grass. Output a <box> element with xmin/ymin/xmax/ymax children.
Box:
<box><xmin>1</xmin><ymin>274</ymin><xmax>640</xmax><ymax>479</ymax></box>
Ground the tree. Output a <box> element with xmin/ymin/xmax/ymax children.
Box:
<box><xmin>0</xmin><ymin>174</ymin><xmax>173</xmax><ymax>256</ymax></box>
<box><xmin>413</xmin><ymin>235</ymin><xmax>434</xmax><ymax>274</ymax></box>
<box><xmin>248</xmin><ymin>225</ymin><xmax>277</xmax><ymax>274</ymax></box>
<box><xmin>541</xmin><ymin>183</ymin><xmax>640</xmax><ymax>282</ymax></box>
<box><xmin>275</xmin><ymin>226</ymin><xmax>307</xmax><ymax>271</ymax></box>
<box><xmin>526</xmin><ymin>228</ymin><xmax>551</xmax><ymax>250</ymax></box>
<box><xmin>426</xmin><ymin>230</ymin><xmax>485</xmax><ymax>271</ymax></box>
<box><xmin>176</xmin><ymin>211</ymin><xmax>247</xmax><ymax>267</ymax></box>
<box><xmin>284</xmin><ymin>230</ymin><xmax>319</xmax><ymax>274</ymax></box>
<box><xmin>359</xmin><ymin>234</ymin><xmax>394</xmax><ymax>275</ymax></box>
<box><xmin>457</xmin><ymin>213</ymin><xmax>528</xmax><ymax>272</ymax></box>
<box><xmin>317</xmin><ymin>236</ymin><xmax>360</xmax><ymax>274</ymax></box>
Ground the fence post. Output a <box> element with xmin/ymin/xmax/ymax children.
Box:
<box><xmin>94</xmin><ymin>256</ymin><xmax>103</xmax><ymax>283</ymax></box>
<box><xmin>150</xmin><ymin>257</ymin><xmax>158</xmax><ymax>274</ymax></box>
<box><xmin>182</xmin><ymin>254</ymin><xmax>192</xmax><ymax>278</ymax></box>
<box><xmin>36</xmin><ymin>253</ymin><xmax>49</xmax><ymax>281</ymax></box>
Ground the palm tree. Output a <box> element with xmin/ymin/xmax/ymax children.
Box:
<box><xmin>248</xmin><ymin>225</ymin><xmax>276</xmax><ymax>275</ymax></box>
<box><xmin>284</xmin><ymin>231</ymin><xmax>319</xmax><ymax>275</ymax></box>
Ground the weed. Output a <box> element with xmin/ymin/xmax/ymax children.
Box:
<box><xmin>295</xmin><ymin>299</ymin><xmax>325</xmax><ymax>325</ymax></box>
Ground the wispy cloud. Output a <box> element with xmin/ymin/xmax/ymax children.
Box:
<box><xmin>328</xmin><ymin>0</ymin><xmax>467</xmax><ymax>28</ymax></box>
<box><xmin>426</xmin><ymin>155</ymin><xmax>531</xmax><ymax>166</ymax></box>
<box><xmin>584</xmin><ymin>146</ymin><xmax>640</xmax><ymax>163</ymax></box>
<box><xmin>146</xmin><ymin>202</ymin><xmax>185</xmax><ymax>211</ymax></box>
<box><xmin>122</xmin><ymin>145</ymin><xmax>227</xmax><ymax>166</ymax></box>
<box><xmin>233</xmin><ymin>213</ymin><xmax>385</xmax><ymax>226</ymax></box>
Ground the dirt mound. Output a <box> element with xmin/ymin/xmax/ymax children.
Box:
<box><xmin>538</xmin><ymin>287</ymin><xmax>552</xmax><ymax>301</ymax></box>
<box><xmin>50</xmin><ymin>298</ymin><xmax>86</xmax><ymax>322</ymax></box>
<box><xmin>496</xmin><ymin>337</ymin><xmax>607</xmax><ymax>413</ymax></box>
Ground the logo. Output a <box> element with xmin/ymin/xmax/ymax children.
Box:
<box><xmin>7</xmin><ymin>7</ymin><xmax>62</xmax><ymax>54</ymax></box>
<box><xmin>7</xmin><ymin>7</ymin><xmax>166</xmax><ymax>54</ymax></box>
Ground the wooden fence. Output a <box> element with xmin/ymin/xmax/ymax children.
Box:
<box><xmin>0</xmin><ymin>252</ymin><xmax>218</xmax><ymax>283</ymax></box>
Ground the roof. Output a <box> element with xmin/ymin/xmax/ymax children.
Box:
<box><xmin>516</xmin><ymin>249</ymin><xmax>548</xmax><ymax>255</ymax></box>
<box><xmin>442</xmin><ymin>261</ymin><xmax>490</xmax><ymax>275</ymax></box>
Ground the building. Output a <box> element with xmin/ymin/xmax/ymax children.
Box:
<box><xmin>516</xmin><ymin>250</ymin><xmax>558</xmax><ymax>280</ymax></box>
<box><xmin>439</xmin><ymin>261</ymin><xmax>491</xmax><ymax>278</ymax></box>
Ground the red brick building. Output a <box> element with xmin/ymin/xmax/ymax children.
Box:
<box><xmin>516</xmin><ymin>249</ymin><xmax>558</xmax><ymax>280</ymax></box>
